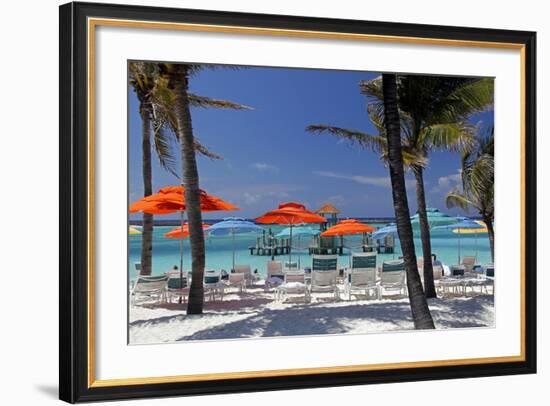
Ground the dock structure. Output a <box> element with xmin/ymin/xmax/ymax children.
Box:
<box><xmin>308</xmin><ymin>235</ymin><xmax>344</xmax><ymax>256</ymax></box>
<box><xmin>249</xmin><ymin>236</ymin><xmax>291</xmax><ymax>257</ymax></box>
<box><xmin>363</xmin><ymin>234</ymin><xmax>395</xmax><ymax>254</ymax></box>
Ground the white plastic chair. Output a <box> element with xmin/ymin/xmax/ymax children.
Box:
<box><xmin>203</xmin><ymin>271</ymin><xmax>224</xmax><ymax>301</ymax></box>
<box><xmin>345</xmin><ymin>253</ymin><xmax>377</xmax><ymax>300</ymax></box>
<box><xmin>226</xmin><ymin>273</ymin><xmax>247</xmax><ymax>293</ymax></box>
<box><xmin>131</xmin><ymin>274</ymin><xmax>168</xmax><ymax>306</ymax></box>
<box><xmin>165</xmin><ymin>272</ymin><xmax>189</xmax><ymax>303</ymax></box>
<box><xmin>378</xmin><ymin>260</ymin><xmax>407</xmax><ymax>299</ymax></box>
<box><xmin>274</xmin><ymin>271</ymin><xmax>310</xmax><ymax>303</ymax></box>
<box><xmin>310</xmin><ymin>255</ymin><xmax>339</xmax><ymax>300</ymax></box>
<box><xmin>233</xmin><ymin>264</ymin><xmax>256</xmax><ymax>286</ymax></box>
<box><xmin>264</xmin><ymin>260</ymin><xmax>284</xmax><ymax>291</ymax></box>
<box><xmin>461</xmin><ymin>256</ymin><xmax>477</xmax><ymax>274</ymax></box>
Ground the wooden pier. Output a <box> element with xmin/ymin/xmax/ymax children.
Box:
<box><xmin>308</xmin><ymin>235</ymin><xmax>345</xmax><ymax>256</ymax></box>
<box><xmin>249</xmin><ymin>237</ymin><xmax>291</xmax><ymax>257</ymax></box>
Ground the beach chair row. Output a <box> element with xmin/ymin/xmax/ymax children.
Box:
<box><xmin>130</xmin><ymin>265</ymin><xmax>259</xmax><ymax>306</ymax></box>
<box><xmin>269</xmin><ymin>254</ymin><xmax>494</xmax><ymax>303</ymax></box>
<box><xmin>130</xmin><ymin>255</ymin><xmax>495</xmax><ymax>306</ymax></box>
<box><xmin>269</xmin><ymin>254</ymin><xmax>407</xmax><ymax>302</ymax></box>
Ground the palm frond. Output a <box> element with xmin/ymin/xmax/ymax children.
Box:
<box><xmin>421</xmin><ymin>122</ymin><xmax>476</xmax><ymax>152</ymax></box>
<box><xmin>306</xmin><ymin>124</ymin><xmax>385</xmax><ymax>152</ymax></box>
<box><xmin>188</xmin><ymin>94</ymin><xmax>253</xmax><ymax>110</ymax></box>
<box><xmin>151</xmin><ymin>125</ymin><xmax>179</xmax><ymax>177</ymax></box>
<box><xmin>437</xmin><ymin>78</ymin><xmax>494</xmax><ymax>122</ymax></box>
<box><xmin>467</xmin><ymin>154</ymin><xmax>494</xmax><ymax>198</ymax></box>
<box><xmin>359</xmin><ymin>77</ymin><xmax>383</xmax><ymax>100</ymax></box>
<box><xmin>193</xmin><ymin>137</ymin><xmax>222</xmax><ymax>160</ymax></box>
<box><xmin>446</xmin><ymin>190</ymin><xmax>474</xmax><ymax>212</ymax></box>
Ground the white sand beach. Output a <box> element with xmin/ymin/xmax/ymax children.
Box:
<box><xmin>129</xmin><ymin>285</ymin><xmax>494</xmax><ymax>344</ymax></box>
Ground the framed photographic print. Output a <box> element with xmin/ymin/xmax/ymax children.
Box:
<box><xmin>59</xmin><ymin>1</ymin><xmax>537</xmax><ymax>403</ymax></box>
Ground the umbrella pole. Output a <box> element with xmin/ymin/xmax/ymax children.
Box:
<box><xmin>288</xmin><ymin>224</ymin><xmax>293</xmax><ymax>266</ymax></box>
<box><xmin>458</xmin><ymin>228</ymin><xmax>461</xmax><ymax>264</ymax></box>
<box><xmin>298</xmin><ymin>235</ymin><xmax>301</xmax><ymax>269</ymax></box>
<box><xmin>349</xmin><ymin>237</ymin><xmax>352</xmax><ymax>267</ymax></box>
<box><xmin>475</xmin><ymin>232</ymin><xmax>478</xmax><ymax>262</ymax></box>
<box><xmin>232</xmin><ymin>229</ymin><xmax>235</xmax><ymax>271</ymax></box>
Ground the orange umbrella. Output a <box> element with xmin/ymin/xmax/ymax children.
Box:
<box><xmin>256</xmin><ymin>202</ymin><xmax>327</xmax><ymax>264</ymax></box>
<box><xmin>164</xmin><ymin>223</ymin><xmax>210</xmax><ymax>239</ymax></box>
<box><xmin>320</xmin><ymin>219</ymin><xmax>376</xmax><ymax>237</ymax></box>
<box><xmin>256</xmin><ymin>202</ymin><xmax>327</xmax><ymax>225</ymax></box>
<box><xmin>321</xmin><ymin>219</ymin><xmax>376</xmax><ymax>266</ymax></box>
<box><xmin>129</xmin><ymin>186</ymin><xmax>239</xmax><ymax>214</ymax></box>
<box><xmin>130</xmin><ymin>185</ymin><xmax>239</xmax><ymax>282</ymax></box>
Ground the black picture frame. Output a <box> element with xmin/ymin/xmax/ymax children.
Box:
<box><xmin>59</xmin><ymin>1</ymin><xmax>537</xmax><ymax>403</ymax></box>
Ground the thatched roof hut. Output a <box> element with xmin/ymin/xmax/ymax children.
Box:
<box><xmin>316</xmin><ymin>203</ymin><xmax>340</xmax><ymax>227</ymax></box>
<box><xmin>316</xmin><ymin>203</ymin><xmax>340</xmax><ymax>215</ymax></box>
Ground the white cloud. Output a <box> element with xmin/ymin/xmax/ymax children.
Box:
<box><xmin>251</xmin><ymin>162</ymin><xmax>279</xmax><ymax>172</ymax></box>
<box><xmin>432</xmin><ymin>171</ymin><xmax>462</xmax><ymax>194</ymax></box>
<box><xmin>313</xmin><ymin>170</ymin><xmax>415</xmax><ymax>189</ymax></box>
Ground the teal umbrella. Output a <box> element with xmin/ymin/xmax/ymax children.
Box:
<box><xmin>207</xmin><ymin>217</ymin><xmax>263</xmax><ymax>270</ymax></box>
<box><xmin>276</xmin><ymin>226</ymin><xmax>319</xmax><ymax>268</ymax></box>
<box><xmin>433</xmin><ymin>219</ymin><xmax>486</xmax><ymax>263</ymax></box>
<box><xmin>410</xmin><ymin>208</ymin><xmax>458</xmax><ymax>228</ymax></box>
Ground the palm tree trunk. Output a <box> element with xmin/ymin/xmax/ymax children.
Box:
<box><xmin>412</xmin><ymin>166</ymin><xmax>437</xmax><ymax>298</ymax></box>
<box><xmin>140</xmin><ymin>106</ymin><xmax>153</xmax><ymax>276</ymax></box>
<box><xmin>167</xmin><ymin>64</ymin><xmax>206</xmax><ymax>315</ymax></box>
<box><xmin>484</xmin><ymin>216</ymin><xmax>495</xmax><ymax>262</ymax></box>
<box><xmin>381</xmin><ymin>74</ymin><xmax>435</xmax><ymax>330</ymax></box>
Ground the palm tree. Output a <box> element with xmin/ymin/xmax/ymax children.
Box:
<box><xmin>129</xmin><ymin>63</ymin><xmax>169</xmax><ymax>276</ymax></box>
<box><xmin>158</xmin><ymin>63</ymin><xmax>206</xmax><ymax>315</ymax></box>
<box><xmin>361</xmin><ymin>76</ymin><xmax>492</xmax><ymax>297</ymax></box>
<box><xmin>129</xmin><ymin>62</ymin><xmax>251</xmax><ymax>280</ymax></box>
<box><xmin>446</xmin><ymin>128</ymin><xmax>494</xmax><ymax>261</ymax></box>
<box><xmin>155</xmin><ymin>63</ymin><xmax>252</xmax><ymax>314</ymax></box>
<box><xmin>382</xmin><ymin>74</ymin><xmax>435</xmax><ymax>329</ymax></box>
<box><xmin>308</xmin><ymin>75</ymin><xmax>492</xmax><ymax>298</ymax></box>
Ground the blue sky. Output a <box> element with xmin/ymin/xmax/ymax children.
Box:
<box><xmin>129</xmin><ymin>66</ymin><xmax>493</xmax><ymax>220</ymax></box>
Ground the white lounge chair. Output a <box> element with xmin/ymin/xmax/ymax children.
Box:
<box><xmin>130</xmin><ymin>262</ymin><xmax>142</xmax><ymax>289</ymax></box>
<box><xmin>226</xmin><ymin>273</ymin><xmax>247</xmax><ymax>293</ymax></box>
<box><xmin>417</xmin><ymin>258</ymin><xmax>445</xmax><ymax>291</ymax></box>
<box><xmin>233</xmin><ymin>264</ymin><xmax>256</xmax><ymax>286</ymax></box>
<box><xmin>274</xmin><ymin>271</ymin><xmax>310</xmax><ymax>303</ymax></box>
<box><xmin>461</xmin><ymin>256</ymin><xmax>477</xmax><ymax>274</ymax></box>
<box><xmin>204</xmin><ymin>271</ymin><xmax>224</xmax><ymax>301</ymax></box>
<box><xmin>165</xmin><ymin>272</ymin><xmax>189</xmax><ymax>303</ymax></box>
<box><xmin>345</xmin><ymin>253</ymin><xmax>377</xmax><ymax>300</ymax></box>
<box><xmin>379</xmin><ymin>260</ymin><xmax>407</xmax><ymax>299</ymax></box>
<box><xmin>481</xmin><ymin>264</ymin><xmax>495</xmax><ymax>294</ymax></box>
<box><xmin>432</xmin><ymin>264</ymin><xmax>445</xmax><ymax>293</ymax></box>
<box><xmin>264</xmin><ymin>260</ymin><xmax>284</xmax><ymax>291</ymax></box>
<box><xmin>131</xmin><ymin>274</ymin><xmax>168</xmax><ymax>306</ymax></box>
<box><xmin>310</xmin><ymin>255</ymin><xmax>339</xmax><ymax>300</ymax></box>
<box><xmin>450</xmin><ymin>265</ymin><xmax>466</xmax><ymax>276</ymax></box>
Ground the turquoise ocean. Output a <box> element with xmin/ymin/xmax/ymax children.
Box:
<box><xmin>129</xmin><ymin>222</ymin><xmax>492</xmax><ymax>281</ymax></box>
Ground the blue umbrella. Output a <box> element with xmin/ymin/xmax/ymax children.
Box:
<box><xmin>433</xmin><ymin>218</ymin><xmax>486</xmax><ymax>263</ymax></box>
<box><xmin>372</xmin><ymin>223</ymin><xmax>398</xmax><ymax>239</ymax></box>
<box><xmin>276</xmin><ymin>225</ymin><xmax>319</xmax><ymax>239</ymax></box>
<box><xmin>207</xmin><ymin>217</ymin><xmax>263</xmax><ymax>270</ymax></box>
<box><xmin>370</xmin><ymin>223</ymin><xmax>399</xmax><ymax>259</ymax></box>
